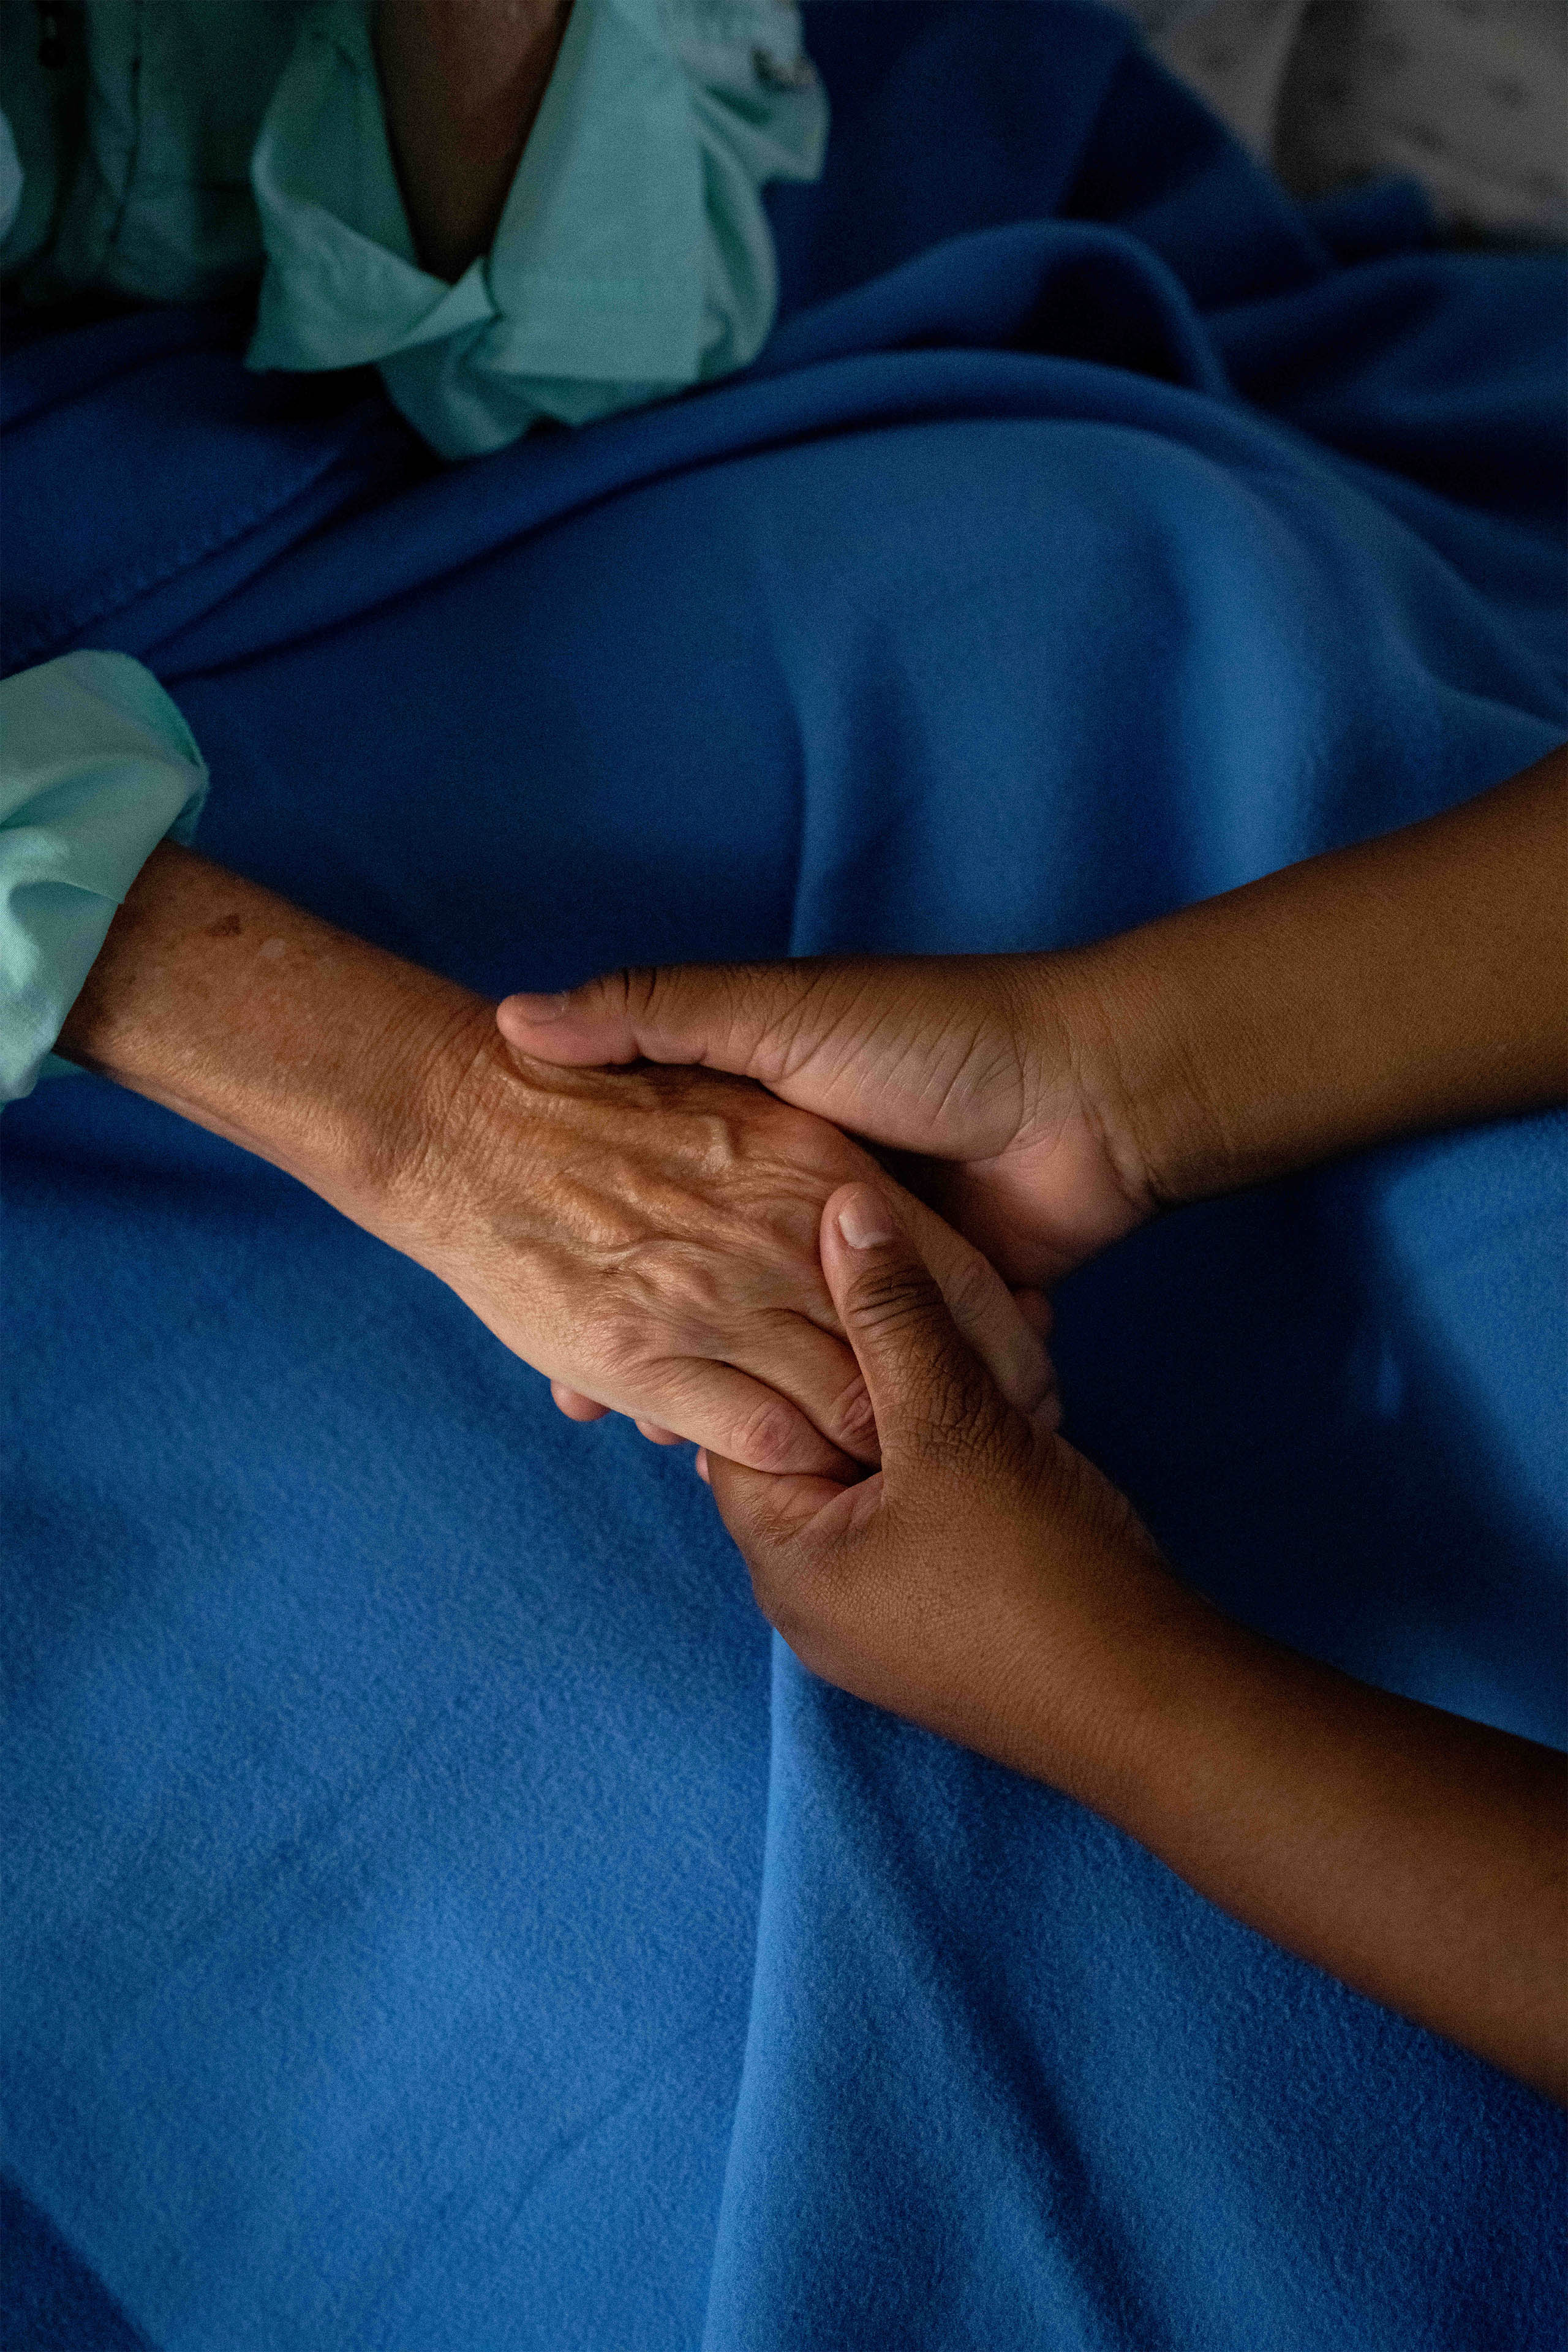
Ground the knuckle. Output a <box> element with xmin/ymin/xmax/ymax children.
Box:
<box><xmin>614</xmin><ymin>963</ymin><xmax>670</xmax><ymax>1028</ymax></box>
<box><xmin>732</xmin><ymin>1392</ymin><xmax>805</xmax><ymax>1472</ymax></box>
<box><xmin>591</xmin><ymin>1307</ymin><xmax>656</xmax><ymax>1383</ymax></box>
<box><xmin>833</xmin><ymin>1371</ymin><xmax>876</xmax><ymax>1447</ymax></box>
<box><xmin>844</xmin><ymin>1262</ymin><xmax>946</xmax><ymax>1341</ymax></box>
<box><xmin>614</xmin><ymin>1238</ymin><xmax>725</xmax><ymax>1332</ymax></box>
<box><xmin>908</xmin><ymin>1374</ymin><xmax>1012</xmax><ymax>1471</ymax></box>
<box><xmin>939</xmin><ymin>1242</ymin><xmax>996</xmax><ymax>1325</ymax></box>
<box><xmin>905</xmin><ymin>1386</ymin><xmax>974</xmax><ymax>1463</ymax></box>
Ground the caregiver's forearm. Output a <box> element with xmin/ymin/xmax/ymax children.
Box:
<box><xmin>1071</xmin><ymin>746</ymin><xmax>1568</xmax><ymax>1210</ymax></box>
<box><xmin>53</xmin><ymin>840</ymin><xmax>489</xmax><ymax>1235</ymax></box>
<box><xmin>375</xmin><ymin>0</ymin><xmax>573</xmax><ymax>281</ymax></box>
<box><xmin>1082</xmin><ymin>1599</ymin><xmax>1567</xmax><ymax>2103</ymax></box>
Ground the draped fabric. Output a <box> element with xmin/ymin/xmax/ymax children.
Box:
<box><xmin>2</xmin><ymin>7</ymin><xmax>1563</xmax><ymax>2346</ymax></box>
<box><xmin>0</xmin><ymin>0</ymin><xmax>824</xmax><ymax>458</ymax></box>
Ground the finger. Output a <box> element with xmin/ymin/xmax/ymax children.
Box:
<box><xmin>497</xmin><ymin>962</ymin><xmax>763</xmax><ymax>1071</ymax></box>
<box><xmin>496</xmin><ymin>957</ymin><xmax>1027</xmax><ymax>1164</ymax></box>
<box><xmin>557</xmin><ymin>1324</ymin><xmax>876</xmax><ymax>1470</ymax></box>
<box><xmin>818</xmin><ymin>1184</ymin><xmax>1017</xmax><ymax>1479</ymax></box>
<box><xmin>1010</xmin><ymin>1291</ymin><xmax>1063</xmax><ymax>1428</ymax></box>
<box><xmin>1012</xmin><ymin>1288</ymin><xmax>1054</xmax><ymax>1342</ymax></box>
<box><xmin>497</xmin><ymin>960</ymin><xmax>846</xmax><ymax>1082</ymax></box>
<box><xmin>704</xmin><ymin>1447</ymin><xmax>874</xmax><ymax>1570</ymax></box>
<box><xmin>619</xmin><ymin>1356</ymin><xmax>860</xmax><ymax>1482</ymax></box>
<box><xmin>551</xmin><ymin>1381</ymin><xmax>611</xmax><ymax>1423</ymax></box>
<box><xmin>714</xmin><ymin>1314</ymin><xmax>880</xmax><ymax>1468</ymax></box>
<box><xmin>894</xmin><ymin>1189</ymin><xmax>1054</xmax><ymax>1418</ymax></box>
<box><xmin>702</xmin><ymin>1449</ymin><xmax>883</xmax><ymax>1655</ymax></box>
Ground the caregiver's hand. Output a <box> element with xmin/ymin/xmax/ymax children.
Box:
<box><xmin>55</xmin><ymin>844</ymin><xmax>1052</xmax><ymax>1477</ymax></box>
<box><xmin>704</xmin><ymin>1183</ymin><xmax>1568</xmax><ymax>2106</ymax></box>
<box><xmin>499</xmin><ymin>748</ymin><xmax>1568</xmax><ymax>1289</ymax></box>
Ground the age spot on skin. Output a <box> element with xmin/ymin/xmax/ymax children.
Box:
<box><xmin>206</xmin><ymin>913</ymin><xmax>243</xmax><ymax>938</ymax></box>
<box><xmin>258</xmin><ymin>938</ymin><xmax>287</xmax><ymax>960</ymax></box>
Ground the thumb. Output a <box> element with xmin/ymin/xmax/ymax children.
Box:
<box><xmin>496</xmin><ymin>957</ymin><xmax>1022</xmax><ymax>1165</ymax></box>
<box><xmin>819</xmin><ymin>1183</ymin><xmax>1017</xmax><ymax>1482</ymax></box>
<box><xmin>496</xmin><ymin>960</ymin><xmax>804</xmax><ymax>1082</ymax></box>
<box><xmin>701</xmin><ymin>1446</ymin><xmax>870</xmax><ymax>1560</ymax></box>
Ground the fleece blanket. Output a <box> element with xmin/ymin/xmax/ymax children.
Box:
<box><xmin>2</xmin><ymin>6</ymin><xmax>1564</xmax><ymax>2346</ymax></box>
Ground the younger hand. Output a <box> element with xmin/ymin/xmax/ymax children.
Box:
<box><xmin>497</xmin><ymin>952</ymin><xmax>1152</xmax><ymax>1291</ymax></box>
<box><xmin>703</xmin><ymin>1186</ymin><xmax>1568</xmax><ymax>2110</ymax></box>
<box><xmin>699</xmin><ymin>1182</ymin><xmax>1183</xmax><ymax>1779</ymax></box>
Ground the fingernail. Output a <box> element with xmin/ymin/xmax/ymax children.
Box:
<box><xmin>500</xmin><ymin>991</ymin><xmax>569</xmax><ymax>1026</ymax></box>
<box><xmin>695</xmin><ymin>1449</ymin><xmax>711</xmax><ymax>1485</ymax></box>
<box><xmin>837</xmin><ymin>1192</ymin><xmax>894</xmax><ymax>1250</ymax></box>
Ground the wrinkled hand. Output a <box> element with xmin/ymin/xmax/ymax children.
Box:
<box><xmin>694</xmin><ymin>1180</ymin><xmax>1181</xmax><ymax>1775</ymax></box>
<box><xmin>496</xmin><ymin>952</ymin><xmax>1152</xmax><ymax>1294</ymax></box>
<box><xmin>388</xmin><ymin>1019</ymin><xmax>1057</xmax><ymax>1478</ymax></box>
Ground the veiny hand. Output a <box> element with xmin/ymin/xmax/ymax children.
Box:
<box><xmin>496</xmin><ymin>952</ymin><xmax>1152</xmax><ymax>1296</ymax></box>
<box><xmin>694</xmin><ymin>1180</ymin><xmax>1178</xmax><ymax>1776</ymax></box>
<box><xmin>56</xmin><ymin>843</ymin><xmax>1052</xmax><ymax>1483</ymax></box>
<box><xmin>391</xmin><ymin>1017</ymin><xmax>1058</xmax><ymax>1478</ymax></box>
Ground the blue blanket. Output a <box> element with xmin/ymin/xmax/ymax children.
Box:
<box><xmin>4</xmin><ymin>7</ymin><xmax>1564</xmax><ymax>2346</ymax></box>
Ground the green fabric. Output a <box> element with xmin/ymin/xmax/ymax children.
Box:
<box><xmin>0</xmin><ymin>655</ymin><xmax>208</xmax><ymax>1103</ymax></box>
<box><xmin>252</xmin><ymin>0</ymin><xmax>825</xmax><ymax>453</ymax></box>
<box><xmin>0</xmin><ymin>0</ymin><xmax>302</xmax><ymax>302</ymax></box>
<box><xmin>1</xmin><ymin>0</ymin><xmax>826</xmax><ymax>456</ymax></box>
<box><xmin>0</xmin><ymin>2</ymin><xmax>821</xmax><ymax>1088</ymax></box>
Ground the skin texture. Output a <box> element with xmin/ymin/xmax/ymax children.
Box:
<box><xmin>375</xmin><ymin>0</ymin><xmax>574</xmax><ymax>280</ymax></box>
<box><xmin>503</xmin><ymin>753</ymin><xmax>1568</xmax><ymax>2099</ymax></box>
<box><xmin>55</xmin><ymin>843</ymin><xmax>1053</xmax><ymax>1478</ymax></box>
<box><xmin>701</xmin><ymin>1183</ymin><xmax>1567</xmax><ymax>2106</ymax></box>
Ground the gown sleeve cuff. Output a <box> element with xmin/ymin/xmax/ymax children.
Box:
<box><xmin>0</xmin><ymin>654</ymin><xmax>208</xmax><ymax>1104</ymax></box>
<box><xmin>245</xmin><ymin>0</ymin><xmax>826</xmax><ymax>461</ymax></box>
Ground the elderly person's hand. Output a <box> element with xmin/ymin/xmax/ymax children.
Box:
<box><xmin>401</xmin><ymin>1030</ymin><xmax>1055</xmax><ymax>1470</ymax></box>
<box><xmin>56</xmin><ymin>843</ymin><xmax>1054</xmax><ymax>1478</ymax></box>
<box><xmin>701</xmin><ymin>1181</ymin><xmax>1567</xmax><ymax>2106</ymax></box>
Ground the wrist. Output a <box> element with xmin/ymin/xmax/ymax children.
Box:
<box><xmin>56</xmin><ymin>842</ymin><xmax>497</xmax><ymax>1235</ymax></box>
<box><xmin>368</xmin><ymin>995</ymin><xmax>528</xmax><ymax>1262</ymax></box>
<box><xmin>968</xmin><ymin>1443</ymin><xmax>1226</xmax><ymax>1803</ymax></box>
<box><xmin>1020</xmin><ymin>939</ymin><xmax>1196</xmax><ymax>1220</ymax></box>
<box><xmin>1042</xmin><ymin>753</ymin><xmax>1568</xmax><ymax>1214</ymax></box>
<box><xmin>1052</xmin><ymin>925</ymin><xmax>1235</xmax><ymax>1214</ymax></box>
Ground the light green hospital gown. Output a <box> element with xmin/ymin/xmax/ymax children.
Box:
<box><xmin>0</xmin><ymin>0</ymin><xmax>825</xmax><ymax>1100</ymax></box>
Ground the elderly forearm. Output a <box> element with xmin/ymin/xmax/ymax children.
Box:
<box><xmin>53</xmin><ymin>842</ymin><xmax>1050</xmax><ymax>1477</ymax></box>
<box><xmin>1067</xmin><ymin>745</ymin><xmax>1568</xmax><ymax>1210</ymax></box>
<box><xmin>374</xmin><ymin>0</ymin><xmax>573</xmax><ymax>281</ymax></box>
<box><xmin>54</xmin><ymin>839</ymin><xmax>492</xmax><ymax>1231</ymax></box>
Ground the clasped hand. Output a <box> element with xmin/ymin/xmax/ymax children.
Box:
<box><xmin>490</xmin><ymin>951</ymin><xmax>1155</xmax><ymax>1757</ymax></box>
<box><xmin>398</xmin><ymin>1016</ymin><xmax>1056</xmax><ymax>1477</ymax></box>
<box><xmin>492</xmin><ymin>754</ymin><xmax>1568</xmax><ymax>2109</ymax></box>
